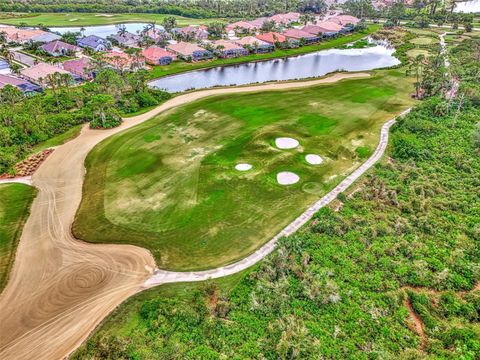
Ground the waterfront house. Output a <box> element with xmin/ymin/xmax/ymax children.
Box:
<box><xmin>30</xmin><ymin>32</ymin><xmax>62</xmax><ymax>44</ymax></box>
<box><xmin>234</xmin><ymin>36</ymin><xmax>274</xmax><ymax>53</ymax></box>
<box><xmin>41</xmin><ymin>40</ymin><xmax>80</xmax><ymax>57</ymax></box>
<box><xmin>314</xmin><ymin>21</ymin><xmax>343</xmax><ymax>35</ymax></box>
<box><xmin>167</xmin><ymin>42</ymin><xmax>212</xmax><ymax>62</ymax></box>
<box><xmin>141</xmin><ymin>46</ymin><xmax>176</xmax><ymax>65</ymax></box>
<box><xmin>283</xmin><ymin>28</ymin><xmax>320</xmax><ymax>44</ymax></box>
<box><xmin>77</xmin><ymin>35</ymin><xmax>110</xmax><ymax>52</ymax></box>
<box><xmin>256</xmin><ymin>32</ymin><xmax>297</xmax><ymax>47</ymax></box>
<box><xmin>248</xmin><ymin>17</ymin><xmax>268</xmax><ymax>29</ymax></box>
<box><xmin>210</xmin><ymin>40</ymin><xmax>249</xmax><ymax>58</ymax></box>
<box><xmin>109</xmin><ymin>32</ymin><xmax>140</xmax><ymax>48</ymax></box>
<box><xmin>62</xmin><ymin>57</ymin><xmax>94</xmax><ymax>80</ymax></box>
<box><xmin>20</xmin><ymin>62</ymin><xmax>71</xmax><ymax>86</ymax></box>
<box><xmin>329</xmin><ymin>15</ymin><xmax>361</xmax><ymax>26</ymax></box>
<box><xmin>0</xmin><ymin>73</ymin><xmax>41</xmax><ymax>95</ymax></box>
<box><xmin>1</xmin><ymin>26</ymin><xmax>47</xmax><ymax>44</ymax></box>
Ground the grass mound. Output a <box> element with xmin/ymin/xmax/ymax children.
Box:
<box><xmin>73</xmin><ymin>69</ymin><xmax>414</xmax><ymax>270</ymax></box>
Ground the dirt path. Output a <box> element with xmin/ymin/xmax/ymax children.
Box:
<box><xmin>0</xmin><ymin>73</ymin><xmax>372</xmax><ymax>360</ymax></box>
<box><xmin>404</xmin><ymin>294</ymin><xmax>427</xmax><ymax>351</ymax></box>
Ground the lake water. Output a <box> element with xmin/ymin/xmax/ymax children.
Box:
<box><xmin>49</xmin><ymin>23</ymin><xmax>164</xmax><ymax>37</ymax></box>
<box><xmin>148</xmin><ymin>44</ymin><xmax>400</xmax><ymax>93</ymax></box>
<box><xmin>454</xmin><ymin>0</ymin><xmax>480</xmax><ymax>13</ymax></box>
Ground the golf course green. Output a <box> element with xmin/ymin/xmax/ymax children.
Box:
<box><xmin>73</xmin><ymin>69</ymin><xmax>415</xmax><ymax>270</ymax></box>
<box><xmin>0</xmin><ymin>183</ymin><xmax>36</xmax><ymax>291</ymax></box>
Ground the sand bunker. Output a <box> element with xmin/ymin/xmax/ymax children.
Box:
<box><xmin>305</xmin><ymin>154</ymin><xmax>323</xmax><ymax>165</ymax></box>
<box><xmin>277</xmin><ymin>171</ymin><xmax>300</xmax><ymax>185</ymax></box>
<box><xmin>275</xmin><ymin>137</ymin><xmax>299</xmax><ymax>149</ymax></box>
<box><xmin>235</xmin><ymin>163</ymin><xmax>252</xmax><ymax>171</ymax></box>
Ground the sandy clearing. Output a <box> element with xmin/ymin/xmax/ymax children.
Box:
<box><xmin>305</xmin><ymin>154</ymin><xmax>323</xmax><ymax>165</ymax></box>
<box><xmin>235</xmin><ymin>163</ymin><xmax>252</xmax><ymax>171</ymax></box>
<box><xmin>275</xmin><ymin>137</ymin><xmax>299</xmax><ymax>149</ymax></box>
<box><xmin>277</xmin><ymin>171</ymin><xmax>300</xmax><ymax>185</ymax></box>
<box><xmin>0</xmin><ymin>72</ymin><xmax>370</xmax><ymax>360</ymax></box>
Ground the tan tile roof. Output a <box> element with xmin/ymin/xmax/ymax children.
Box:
<box><xmin>20</xmin><ymin>62</ymin><xmax>70</xmax><ymax>82</ymax></box>
<box><xmin>167</xmin><ymin>42</ymin><xmax>206</xmax><ymax>56</ymax></box>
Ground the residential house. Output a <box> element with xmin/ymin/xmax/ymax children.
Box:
<box><xmin>235</xmin><ymin>36</ymin><xmax>274</xmax><ymax>53</ymax></box>
<box><xmin>1</xmin><ymin>26</ymin><xmax>47</xmax><ymax>44</ymax></box>
<box><xmin>40</xmin><ymin>40</ymin><xmax>80</xmax><ymax>57</ymax></box>
<box><xmin>101</xmin><ymin>50</ymin><xmax>145</xmax><ymax>71</ymax></box>
<box><xmin>30</xmin><ymin>32</ymin><xmax>62</xmax><ymax>44</ymax></box>
<box><xmin>256</xmin><ymin>32</ymin><xmax>297</xmax><ymax>47</ymax></box>
<box><xmin>210</xmin><ymin>40</ymin><xmax>248</xmax><ymax>58</ymax></box>
<box><xmin>248</xmin><ymin>17</ymin><xmax>269</xmax><ymax>29</ymax></box>
<box><xmin>172</xmin><ymin>26</ymin><xmax>209</xmax><ymax>41</ymax></box>
<box><xmin>20</xmin><ymin>62</ymin><xmax>72</xmax><ymax>86</ymax></box>
<box><xmin>314</xmin><ymin>21</ymin><xmax>343</xmax><ymax>35</ymax></box>
<box><xmin>77</xmin><ymin>35</ymin><xmax>110</xmax><ymax>52</ymax></box>
<box><xmin>109</xmin><ymin>32</ymin><xmax>140</xmax><ymax>48</ymax></box>
<box><xmin>269</xmin><ymin>12</ymin><xmax>301</xmax><ymax>25</ymax></box>
<box><xmin>329</xmin><ymin>15</ymin><xmax>361</xmax><ymax>26</ymax></box>
<box><xmin>226</xmin><ymin>21</ymin><xmax>256</xmax><ymax>34</ymax></box>
<box><xmin>283</xmin><ymin>28</ymin><xmax>320</xmax><ymax>44</ymax></box>
<box><xmin>141</xmin><ymin>46</ymin><xmax>176</xmax><ymax>65</ymax></box>
<box><xmin>0</xmin><ymin>73</ymin><xmax>42</xmax><ymax>95</ymax></box>
<box><xmin>301</xmin><ymin>25</ymin><xmax>327</xmax><ymax>36</ymax></box>
<box><xmin>62</xmin><ymin>57</ymin><xmax>94</xmax><ymax>80</ymax></box>
<box><xmin>145</xmin><ymin>28</ymin><xmax>171</xmax><ymax>43</ymax></box>
<box><xmin>167</xmin><ymin>42</ymin><xmax>212</xmax><ymax>62</ymax></box>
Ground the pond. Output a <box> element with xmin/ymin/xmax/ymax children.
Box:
<box><xmin>148</xmin><ymin>44</ymin><xmax>400</xmax><ymax>93</ymax></box>
<box><xmin>454</xmin><ymin>0</ymin><xmax>480</xmax><ymax>13</ymax></box>
<box><xmin>48</xmin><ymin>23</ymin><xmax>163</xmax><ymax>38</ymax></box>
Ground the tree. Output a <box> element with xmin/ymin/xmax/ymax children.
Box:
<box><xmin>162</xmin><ymin>16</ymin><xmax>177</xmax><ymax>32</ymax></box>
<box><xmin>0</xmin><ymin>85</ymin><xmax>23</xmax><ymax>106</ymax></box>
<box><xmin>61</xmin><ymin>31</ymin><xmax>80</xmax><ymax>45</ymax></box>
<box><xmin>463</xmin><ymin>21</ymin><xmax>473</xmax><ymax>32</ymax></box>
<box><xmin>87</xmin><ymin>94</ymin><xmax>121</xmax><ymax>128</ymax></box>
<box><xmin>207</xmin><ymin>22</ymin><xmax>226</xmax><ymax>39</ymax></box>
<box><xmin>409</xmin><ymin>54</ymin><xmax>425</xmax><ymax>99</ymax></box>
<box><xmin>472</xmin><ymin>122</ymin><xmax>480</xmax><ymax>149</ymax></box>
<box><xmin>43</xmin><ymin>72</ymin><xmax>73</xmax><ymax>107</ymax></box>
<box><xmin>343</xmin><ymin>0</ymin><xmax>375</xmax><ymax>19</ymax></box>
<box><xmin>261</xmin><ymin>20</ymin><xmax>276</xmax><ymax>32</ymax></box>
<box><xmin>387</xmin><ymin>1</ymin><xmax>406</xmax><ymax>26</ymax></box>
<box><xmin>300</xmin><ymin>13</ymin><xmax>315</xmax><ymax>25</ymax></box>
<box><xmin>0</xmin><ymin>31</ymin><xmax>7</xmax><ymax>45</ymax></box>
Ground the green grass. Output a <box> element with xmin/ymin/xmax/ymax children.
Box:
<box><xmin>406</xmin><ymin>48</ymin><xmax>431</xmax><ymax>58</ymax></box>
<box><xmin>31</xmin><ymin>124</ymin><xmax>82</xmax><ymax>153</ymax></box>
<box><xmin>409</xmin><ymin>36</ymin><xmax>437</xmax><ymax>45</ymax></box>
<box><xmin>0</xmin><ymin>184</ymin><xmax>36</xmax><ymax>291</ymax></box>
<box><xmin>0</xmin><ymin>12</ymin><xmax>224</xmax><ymax>27</ymax></box>
<box><xmin>147</xmin><ymin>25</ymin><xmax>381</xmax><ymax>80</ymax></box>
<box><xmin>73</xmin><ymin>68</ymin><xmax>415</xmax><ymax>271</ymax></box>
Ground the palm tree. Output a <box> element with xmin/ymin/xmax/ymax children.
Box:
<box><xmin>80</xmin><ymin>27</ymin><xmax>86</xmax><ymax>37</ymax></box>
<box><xmin>0</xmin><ymin>31</ymin><xmax>7</xmax><ymax>45</ymax></box>
<box><xmin>117</xmin><ymin>24</ymin><xmax>127</xmax><ymax>37</ymax></box>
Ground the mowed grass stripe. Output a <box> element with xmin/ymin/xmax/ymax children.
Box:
<box><xmin>0</xmin><ymin>183</ymin><xmax>36</xmax><ymax>291</ymax></box>
<box><xmin>74</xmin><ymin>69</ymin><xmax>415</xmax><ymax>271</ymax></box>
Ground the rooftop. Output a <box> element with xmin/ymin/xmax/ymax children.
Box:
<box><xmin>20</xmin><ymin>62</ymin><xmax>70</xmax><ymax>82</ymax></box>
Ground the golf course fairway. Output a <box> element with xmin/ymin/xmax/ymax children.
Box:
<box><xmin>74</xmin><ymin>69</ymin><xmax>415</xmax><ymax>271</ymax></box>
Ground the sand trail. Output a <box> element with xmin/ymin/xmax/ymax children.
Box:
<box><xmin>0</xmin><ymin>72</ymin><xmax>370</xmax><ymax>360</ymax></box>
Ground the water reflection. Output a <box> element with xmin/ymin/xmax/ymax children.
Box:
<box><xmin>149</xmin><ymin>45</ymin><xmax>400</xmax><ymax>93</ymax></box>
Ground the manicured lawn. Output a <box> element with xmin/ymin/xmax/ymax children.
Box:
<box><xmin>73</xmin><ymin>68</ymin><xmax>415</xmax><ymax>271</ymax></box>
<box><xmin>0</xmin><ymin>12</ymin><xmax>223</xmax><ymax>27</ymax></box>
<box><xmin>409</xmin><ymin>36</ymin><xmax>437</xmax><ymax>45</ymax></box>
<box><xmin>0</xmin><ymin>184</ymin><xmax>36</xmax><ymax>291</ymax></box>
<box><xmin>406</xmin><ymin>48</ymin><xmax>431</xmax><ymax>58</ymax></box>
<box><xmin>147</xmin><ymin>25</ymin><xmax>381</xmax><ymax>79</ymax></box>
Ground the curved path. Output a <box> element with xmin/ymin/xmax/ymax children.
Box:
<box><xmin>0</xmin><ymin>72</ymin><xmax>375</xmax><ymax>360</ymax></box>
<box><xmin>144</xmin><ymin>108</ymin><xmax>411</xmax><ymax>287</ymax></box>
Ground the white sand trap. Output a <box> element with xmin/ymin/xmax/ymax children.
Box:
<box><xmin>277</xmin><ymin>171</ymin><xmax>300</xmax><ymax>185</ymax></box>
<box><xmin>305</xmin><ymin>154</ymin><xmax>323</xmax><ymax>165</ymax></box>
<box><xmin>275</xmin><ymin>137</ymin><xmax>299</xmax><ymax>149</ymax></box>
<box><xmin>235</xmin><ymin>163</ymin><xmax>252</xmax><ymax>171</ymax></box>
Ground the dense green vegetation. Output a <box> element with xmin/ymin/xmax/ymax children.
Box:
<box><xmin>73</xmin><ymin>94</ymin><xmax>480</xmax><ymax>359</ymax></box>
<box><xmin>0</xmin><ymin>184</ymin><xmax>36</xmax><ymax>291</ymax></box>
<box><xmin>0</xmin><ymin>0</ymin><xmax>329</xmax><ymax>19</ymax></box>
<box><xmin>73</xmin><ymin>68</ymin><xmax>414</xmax><ymax>271</ymax></box>
<box><xmin>147</xmin><ymin>25</ymin><xmax>379</xmax><ymax>79</ymax></box>
<box><xmin>0</xmin><ymin>69</ymin><xmax>170</xmax><ymax>174</ymax></box>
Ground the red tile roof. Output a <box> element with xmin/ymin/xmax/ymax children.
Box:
<box><xmin>283</xmin><ymin>28</ymin><xmax>318</xmax><ymax>39</ymax></box>
<box><xmin>256</xmin><ymin>32</ymin><xmax>287</xmax><ymax>44</ymax></box>
<box><xmin>62</xmin><ymin>57</ymin><xmax>92</xmax><ymax>77</ymax></box>
<box><xmin>141</xmin><ymin>46</ymin><xmax>176</xmax><ymax>63</ymax></box>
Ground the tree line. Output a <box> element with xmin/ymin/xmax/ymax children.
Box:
<box><xmin>0</xmin><ymin>0</ymin><xmax>329</xmax><ymax>18</ymax></box>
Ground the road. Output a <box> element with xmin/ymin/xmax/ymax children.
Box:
<box><xmin>0</xmin><ymin>72</ymin><xmax>407</xmax><ymax>360</ymax></box>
